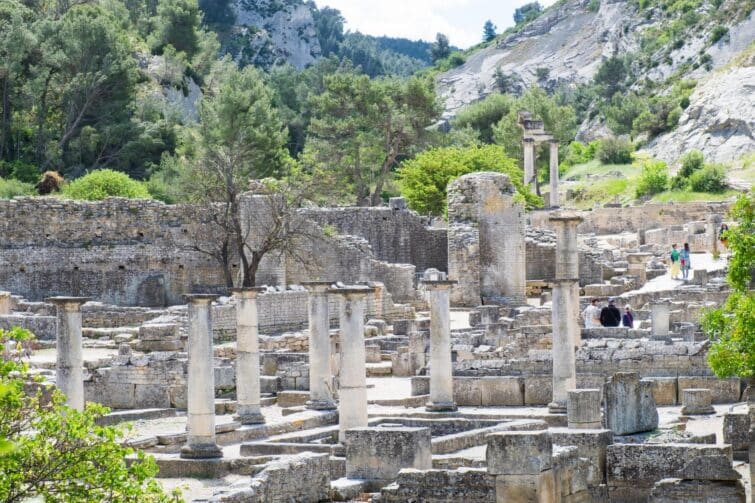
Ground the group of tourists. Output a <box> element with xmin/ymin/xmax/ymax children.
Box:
<box><xmin>669</xmin><ymin>242</ymin><xmax>692</xmax><ymax>281</ymax></box>
<box><xmin>582</xmin><ymin>297</ymin><xmax>634</xmax><ymax>329</ymax></box>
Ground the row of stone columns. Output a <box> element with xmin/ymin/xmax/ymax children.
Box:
<box><xmin>523</xmin><ymin>139</ymin><xmax>560</xmax><ymax>207</ymax></box>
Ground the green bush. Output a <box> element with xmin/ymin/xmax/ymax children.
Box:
<box><xmin>0</xmin><ymin>160</ymin><xmax>39</xmax><ymax>184</ymax></box>
<box><xmin>62</xmin><ymin>169</ymin><xmax>151</xmax><ymax>201</ymax></box>
<box><xmin>0</xmin><ymin>178</ymin><xmax>35</xmax><ymax>199</ymax></box>
<box><xmin>448</xmin><ymin>52</ymin><xmax>466</xmax><ymax>67</ymax></box>
<box><xmin>561</xmin><ymin>141</ymin><xmax>600</xmax><ymax>168</ymax></box>
<box><xmin>597</xmin><ymin>137</ymin><xmax>633</xmax><ymax>165</ymax></box>
<box><xmin>688</xmin><ymin>163</ymin><xmax>728</xmax><ymax>193</ymax></box>
<box><xmin>635</xmin><ymin>160</ymin><xmax>669</xmax><ymax>197</ymax></box>
<box><xmin>678</xmin><ymin>149</ymin><xmax>704</xmax><ymax>178</ymax></box>
<box><xmin>709</xmin><ymin>25</ymin><xmax>728</xmax><ymax>44</ymax></box>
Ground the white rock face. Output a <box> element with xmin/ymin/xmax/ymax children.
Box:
<box><xmin>230</xmin><ymin>0</ymin><xmax>321</xmax><ymax>69</ymax></box>
<box><xmin>643</xmin><ymin>65</ymin><xmax>755</xmax><ymax>166</ymax></box>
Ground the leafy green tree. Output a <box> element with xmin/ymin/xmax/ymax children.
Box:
<box><xmin>313</xmin><ymin>6</ymin><xmax>345</xmax><ymax>57</ymax></box>
<box><xmin>594</xmin><ymin>57</ymin><xmax>627</xmax><ymax>98</ymax></box>
<box><xmin>688</xmin><ymin>163</ymin><xmax>727</xmax><ymax>193</ymax></box>
<box><xmin>452</xmin><ymin>94</ymin><xmax>516</xmax><ymax>144</ymax></box>
<box><xmin>430</xmin><ymin>33</ymin><xmax>451</xmax><ymax>63</ymax></box>
<box><xmin>396</xmin><ymin>144</ymin><xmax>541</xmax><ymax>216</ymax></box>
<box><xmin>306</xmin><ymin>73</ymin><xmax>439</xmax><ymax>206</ymax></box>
<box><xmin>0</xmin><ymin>326</ymin><xmax>180</xmax><ymax>502</ymax></box>
<box><xmin>678</xmin><ymin>149</ymin><xmax>705</xmax><ymax>178</ymax></box>
<box><xmin>635</xmin><ymin>159</ymin><xmax>668</xmax><ymax>197</ymax></box>
<box><xmin>514</xmin><ymin>2</ymin><xmax>542</xmax><ymax>24</ymax></box>
<box><xmin>62</xmin><ymin>169</ymin><xmax>151</xmax><ymax>200</ymax></box>
<box><xmin>150</xmin><ymin>0</ymin><xmax>201</xmax><ymax>58</ymax></box>
<box><xmin>596</xmin><ymin>137</ymin><xmax>633</xmax><ymax>165</ymax></box>
<box><xmin>483</xmin><ymin>20</ymin><xmax>497</xmax><ymax>42</ymax></box>
<box><xmin>602</xmin><ymin>93</ymin><xmax>647</xmax><ymax>135</ymax></box>
<box><xmin>703</xmin><ymin>193</ymin><xmax>755</xmax><ymax>377</ymax></box>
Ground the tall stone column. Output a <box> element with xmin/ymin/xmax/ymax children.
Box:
<box><xmin>422</xmin><ymin>280</ymin><xmax>458</xmax><ymax>412</ymax></box>
<box><xmin>329</xmin><ymin>286</ymin><xmax>372</xmax><ymax>443</ymax></box>
<box><xmin>47</xmin><ymin>296</ymin><xmax>90</xmax><ymax>411</ymax></box>
<box><xmin>548</xmin><ymin>212</ymin><xmax>583</xmax><ymax>413</ymax></box>
<box><xmin>181</xmin><ymin>294</ymin><xmax>222</xmax><ymax>459</ymax></box>
<box><xmin>0</xmin><ymin>291</ymin><xmax>11</xmax><ymax>315</ymax></box>
<box><xmin>232</xmin><ymin>288</ymin><xmax>265</xmax><ymax>425</ymax></box>
<box><xmin>549</xmin><ymin>141</ymin><xmax>559</xmax><ymax>207</ymax></box>
<box><xmin>651</xmin><ymin>299</ymin><xmax>671</xmax><ymax>337</ymax></box>
<box><xmin>302</xmin><ymin>282</ymin><xmax>336</xmax><ymax>410</ymax></box>
<box><xmin>523</xmin><ymin>138</ymin><xmax>536</xmax><ymax>191</ymax></box>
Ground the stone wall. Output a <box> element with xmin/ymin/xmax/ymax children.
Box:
<box><xmin>375</xmin><ymin>468</ymin><xmax>495</xmax><ymax>503</ymax></box>
<box><xmin>529</xmin><ymin>201</ymin><xmax>731</xmax><ymax>235</ymax></box>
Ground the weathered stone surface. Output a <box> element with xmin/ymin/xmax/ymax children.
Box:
<box><xmin>345</xmin><ymin>426</ymin><xmax>431</xmax><ymax>484</ymax></box>
<box><xmin>375</xmin><ymin>468</ymin><xmax>496</xmax><ymax>503</ymax></box>
<box><xmin>550</xmin><ymin>428</ymin><xmax>612</xmax><ymax>483</ymax></box>
<box><xmin>604</xmin><ymin>372</ymin><xmax>658</xmax><ymax>435</ymax></box>
<box><xmin>487</xmin><ymin>430</ymin><xmax>552</xmax><ymax>476</ymax></box>
<box><xmin>648</xmin><ymin>478</ymin><xmax>746</xmax><ymax>503</ymax></box>
<box><xmin>722</xmin><ymin>412</ymin><xmax>749</xmax><ymax>456</ymax></box>
<box><xmin>567</xmin><ymin>388</ymin><xmax>602</xmax><ymax>428</ymax></box>
<box><xmin>680</xmin><ymin>388</ymin><xmax>715</xmax><ymax>415</ymax></box>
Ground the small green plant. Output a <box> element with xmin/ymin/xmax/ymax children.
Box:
<box><xmin>709</xmin><ymin>25</ymin><xmax>728</xmax><ymax>44</ymax></box>
<box><xmin>587</xmin><ymin>0</ymin><xmax>600</xmax><ymax>12</ymax></box>
<box><xmin>679</xmin><ymin>150</ymin><xmax>704</xmax><ymax>178</ymax></box>
<box><xmin>635</xmin><ymin>160</ymin><xmax>669</xmax><ymax>197</ymax></box>
<box><xmin>62</xmin><ymin>169</ymin><xmax>151</xmax><ymax>201</ymax></box>
<box><xmin>597</xmin><ymin>138</ymin><xmax>633</xmax><ymax>165</ymax></box>
<box><xmin>0</xmin><ymin>178</ymin><xmax>35</xmax><ymax>199</ymax></box>
<box><xmin>322</xmin><ymin>224</ymin><xmax>337</xmax><ymax>238</ymax></box>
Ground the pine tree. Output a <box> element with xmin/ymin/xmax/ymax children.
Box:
<box><xmin>483</xmin><ymin>20</ymin><xmax>496</xmax><ymax>42</ymax></box>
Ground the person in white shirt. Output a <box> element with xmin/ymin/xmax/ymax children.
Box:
<box><xmin>582</xmin><ymin>298</ymin><xmax>602</xmax><ymax>328</ymax></box>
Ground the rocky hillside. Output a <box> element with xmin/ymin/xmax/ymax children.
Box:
<box><xmin>436</xmin><ymin>0</ymin><xmax>755</xmax><ymax>164</ymax></box>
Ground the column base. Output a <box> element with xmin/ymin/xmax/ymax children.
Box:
<box><xmin>680</xmin><ymin>406</ymin><xmax>715</xmax><ymax>416</ymax></box>
<box><xmin>548</xmin><ymin>402</ymin><xmax>567</xmax><ymax>414</ymax></box>
<box><xmin>234</xmin><ymin>412</ymin><xmax>266</xmax><ymax>425</ymax></box>
<box><xmin>306</xmin><ymin>399</ymin><xmax>337</xmax><ymax>411</ymax></box>
<box><xmin>180</xmin><ymin>443</ymin><xmax>223</xmax><ymax>459</ymax></box>
<box><xmin>425</xmin><ymin>401</ymin><xmax>457</xmax><ymax>412</ymax></box>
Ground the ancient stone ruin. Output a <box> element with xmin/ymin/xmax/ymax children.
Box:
<box><xmin>1</xmin><ymin>173</ymin><xmax>750</xmax><ymax>502</ymax></box>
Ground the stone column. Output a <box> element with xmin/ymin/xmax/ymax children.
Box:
<box><xmin>0</xmin><ymin>291</ymin><xmax>11</xmax><ymax>315</ymax></box>
<box><xmin>651</xmin><ymin>299</ymin><xmax>671</xmax><ymax>337</ymax></box>
<box><xmin>523</xmin><ymin>138</ymin><xmax>536</xmax><ymax>191</ymax></box>
<box><xmin>549</xmin><ymin>279</ymin><xmax>578</xmax><ymax>414</ymax></box>
<box><xmin>422</xmin><ymin>280</ymin><xmax>458</xmax><ymax>412</ymax></box>
<box><xmin>549</xmin><ymin>141</ymin><xmax>559</xmax><ymax>207</ymax></box>
<box><xmin>47</xmin><ymin>296</ymin><xmax>90</xmax><ymax>411</ymax></box>
<box><xmin>567</xmin><ymin>389</ymin><xmax>602</xmax><ymax>429</ymax></box>
<box><xmin>302</xmin><ymin>282</ymin><xmax>336</xmax><ymax>410</ymax></box>
<box><xmin>550</xmin><ymin>212</ymin><xmax>583</xmax><ymax>280</ymax></box>
<box><xmin>329</xmin><ymin>286</ymin><xmax>372</xmax><ymax>443</ymax></box>
<box><xmin>232</xmin><ymin>287</ymin><xmax>265</xmax><ymax>425</ymax></box>
<box><xmin>181</xmin><ymin>294</ymin><xmax>222</xmax><ymax>459</ymax></box>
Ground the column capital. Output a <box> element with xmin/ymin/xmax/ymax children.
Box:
<box><xmin>548</xmin><ymin>211</ymin><xmax>583</xmax><ymax>225</ymax></box>
<box><xmin>549</xmin><ymin>140</ymin><xmax>559</xmax><ymax>146</ymax></box>
<box><xmin>231</xmin><ymin>287</ymin><xmax>266</xmax><ymax>299</ymax></box>
<box><xmin>183</xmin><ymin>294</ymin><xmax>219</xmax><ymax>304</ymax></box>
<box><xmin>551</xmin><ymin>278</ymin><xmax>580</xmax><ymax>286</ymax></box>
<box><xmin>420</xmin><ymin>280</ymin><xmax>457</xmax><ymax>290</ymax></box>
<box><xmin>327</xmin><ymin>285</ymin><xmax>373</xmax><ymax>298</ymax></box>
<box><xmin>523</xmin><ymin>137</ymin><xmax>536</xmax><ymax>144</ymax></box>
<box><xmin>46</xmin><ymin>296</ymin><xmax>91</xmax><ymax>310</ymax></box>
<box><xmin>301</xmin><ymin>281</ymin><xmax>334</xmax><ymax>294</ymax></box>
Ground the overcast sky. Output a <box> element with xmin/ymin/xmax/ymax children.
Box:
<box><xmin>314</xmin><ymin>0</ymin><xmax>557</xmax><ymax>49</ymax></box>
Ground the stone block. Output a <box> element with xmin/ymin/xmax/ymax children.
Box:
<box><xmin>722</xmin><ymin>413</ymin><xmax>749</xmax><ymax>455</ymax></box>
<box><xmin>567</xmin><ymin>389</ymin><xmax>602</xmax><ymax>428</ymax></box>
<box><xmin>138</xmin><ymin>323</ymin><xmax>179</xmax><ymax>341</ymax></box>
<box><xmin>525</xmin><ymin>376</ymin><xmax>552</xmax><ymax>405</ymax></box>
<box><xmin>365</xmin><ymin>344</ymin><xmax>382</xmax><ymax>364</ymax></box>
<box><xmin>345</xmin><ymin>426</ymin><xmax>431</xmax><ymax>484</ymax></box>
<box><xmin>677</xmin><ymin>376</ymin><xmax>740</xmax><ymax>404</ymax></box>
<box><xmin>453</xmin><ymin>378</ymin><xmax>482</xmax><ymax>406</ymax></box>
<box><xmin>680</xmin><ymin>388</ymin><xmax>715</xmax><ymax>415</ymax></box>
<box><xmin>604</xmin><ymin>372</ymin><xmax>658</xmax><ymax>435</ymax></box>
<box><xmin>494</xmin><ymin>470</ymin><xmax>556</xmax><ymax>503</ymax></box>
<box><xmin>392</xmin><ymin>319</ymin><xmax>413</xmax><ymax>336</ymax></box>
<box><xmin>646</xmin><ymin>377</ymin><xmax>678</xmax><ymax>406</ymax></box>
<box><xmin>134</xmin><ymin>384</ymin><xmax>170</xmax><ymax>408</ymax></box>
<box><xmin>477</xmin><ymin>377</ymin><xmax>524</xmax><ymax>406</ymax></box>
<box><xmin>550</xmin><ymin>428</ymin><xmax>613</xmax><ymax>483</ymax></box>
<box><xmin>410</xmin><ymin>376</ymin><xmax>430</xmax><ymax>396</ymax></box>
<box><xmin>260</xmin><ymin>375</ymin><xmax>278</xmax><ymax>394</ymax></box>
<box><xmin>649</xmin><ymin>478</ymin><xmax>746</xmax><ymax>503</ymax></box>
<box><xmin>487</xmin><ymin>430</ymin><xmax>552</xmax><ymax>476</ymax></box>
<box><xmin>214</xmin><ymin>365</ymin><xmax>235</xmax><ymax>391</ymax></box>
<box><xmin>276</xmin><ymin>390</ymin><xmax>310</xmax><ymax>408</ymax></box>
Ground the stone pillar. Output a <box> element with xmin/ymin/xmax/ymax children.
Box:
<box><xmin>651</xmin><ymin>300</ymin><xmax>671</xmax><ymax>337</ymax></box>
<box><xmin>523</xmin><ymin>138</ymin><xmax>536</xmax><ymax>191</ymax></box>
<box><xmin>626</xmin><ymin>252</ymin><xmax>652</xmax><ymax>286</ymax></box>
<box><xmin>567</xmin><ymin>389</ymin><xmax>602</xmax><ymax>429</ymax></box>
<box><xmin>549</xmin><ymin>141</ymin><xmax>559</xmax><ymax>207</ymax></box>
<box><xmin>181</xmin><ymin>294</ymin><xmax>222</xmax><ymax>459</ymax></box>
<box><xmin>329</xmin><ymin>286</ymin><xmax>371</xmax><ymax>443</ymax></box>
<box><xmin>550</xmin><ymin>212</ymin><xmax>583</xmax><ymax>280</ymax></box>
<box><xmin>0</xmin><ymin>291</ymin><xmax>11</xmax><ymax>315</ymax></box>
<box><xmin>422</xmin><ymin>280</ymin><xmax>457</xmax><ymax>412</ymax></box>
<box><xmin>47</xmin><ymin>296</ymin><xmax>90</xmax><ymax>411</ymax></box>
<box><xmin>302</xmin><ymin>282</ymin><xmax>336</xmax><ymax>410</ymax></box>
<box><xmin>706</xmin><ymin>214</ymin><xmax>722</xmax><ymax>254</ymax></box>
<box><xmin>232</xmin><ymin>288</ymin><xmax>266</xmax><ymax>425</ymax></box>
<box><xmin>549</xmin><ymin>279</ymin><xmax>578</xmax><ymax>414</ymax></box>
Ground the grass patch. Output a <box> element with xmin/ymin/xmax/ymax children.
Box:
<box><xmin>562</xmin><ymin>159</ymin><xmax>641</xmax><ymax>181</ymax></box>
<box><xmin>650</xmin><ymin>189</ymin><xmax>740</xmax><ymax>203</ymax></box>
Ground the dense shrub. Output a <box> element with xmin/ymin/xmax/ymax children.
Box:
<box><xmin>635</xmin><ymin>160</ymin><xmax>669</xmax><ymax>197</ymax></box>
<box><xmin>709</xmin><ymin>25</ymin><xmax>728</xmax><ymax>44</ymax></box>
<box><xmin>678</xmin><ymin>149</ymin><xmax>704</xmax><ymax>178</ymax></box>
<box><xmin>453</xmin><ymin>94</ymin><xmax>516</xmax><ymax>143</ymax></box>
<box><xmin>0</xmin><ymin>178</ymin><xmax>35</xmax><ymax>199</ymax></box>
<box><xmin>689</xmin><ymin>163</ymin><xmax>728</xmax><ymax>192</ymax></box>
<box><xmin>597</xmin><ymin>137</ymin><xmax>633</xmax><ymax>165</ymax></box>
<box><xmin>561</xmin><ymin>141</ymin><xmax>599</xmax><ymax>168</ymax></box>
<box><xmin>62</xmin><ymin>169</ymin><xmax>151</xmax><ymax>201</ymax></box>
<box><xmin>0</xmin><ymin>160</ymin><xmax>39</xmax><ymax>184</ymax></box>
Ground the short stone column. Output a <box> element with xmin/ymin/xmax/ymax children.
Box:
<box><xmin>651</xmin><ymin>299</ymin><xmax>671</xmax><ymax>337</ymax></box>
<box><xmin>487</xmin><ymin>430</ymin><xmax>555</xmax><ymax>502</ymax></box>
<box><xmin>567</xmin><ymin>389</ymin><xmax>602</xmax><ymax>429</ymax></box>
<box><xmin>0</xmin><ymin>291</ymin><xmax>11</xmax><ymax>315</ymax></box>
<box><xmin>549</xmin><ymin>141</ymin><xmax>559</xmax><ymax>207</ymax></box>
<box><xmin>422</xmin><ymin>280</ymin><xmax>458</xmax><ymax>412</ymax></box>
<box><xmin>523</xmin><ymin>138</ymin><xmax>536</xmax><ymax>191</ymax></box>
<box><xmin>681</xmin><ymin>388</ymin><xmax>715</xmax><ymax>415</ymax></box>
<box><xmin>47</xmin><ymin>296</ymin><xmax>90</xmax><ymax>411</ymax></box>
<box><xmin>549</xmin><ymin>279</ymin><xmax>578</xmax><ymax>414</ymax></box>
<box><xmin>626</xmin><ymin>252</ymin><xmax>652</xmax><ymax>286</ymax></box>
<box><xmin>181</xmin><ymin>294</ymin><xmax>222</xmax><ymax>459</ymax></box>
<box><xmin>232</xmin><ymin>288</ymin><xmax>266</xmax><ymax>425</ymax></box>
<box><xmin>329</xmin><ymin>286</ymin><xmax>372</xmax><ymax>443</ymax></box>
<box><xmin>549</xmin><ymin>211</ymin><xmax>583</xmax><ymax>280</ymax></box>
<box><xmin>302</xmin><ymin>282</ymin><xmax>336</xmax><ymax>410</ymax></box>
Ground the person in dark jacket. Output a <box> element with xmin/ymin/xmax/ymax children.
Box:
<box><xmin>622</xmin><ymin>305</ymin><xmax>634</xmax><ymax>328</ymax></box>
<box><xmin>600</xmin><ymin>298</ymin><xmax>622</xmax><ymax>327</ymax></box>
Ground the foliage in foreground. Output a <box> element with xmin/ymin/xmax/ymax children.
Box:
<box><xmin>0</xmin><ymin>326</ymin><xmax>179</xmax><ymax>502</ymax></box>
<box><xmin>703</xmin><ymin>192</ymin><xmax>755</xmax><ymax>378</ymax></box>
<box><xmin>62</xmin><ymin>169</ymin><xmax>151</xmax><ymax>201</ymax></box>
<box><xmin>396</xmin><ymin>144</ymin><xmax>541</xmax><ymax>216</ymax></box>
